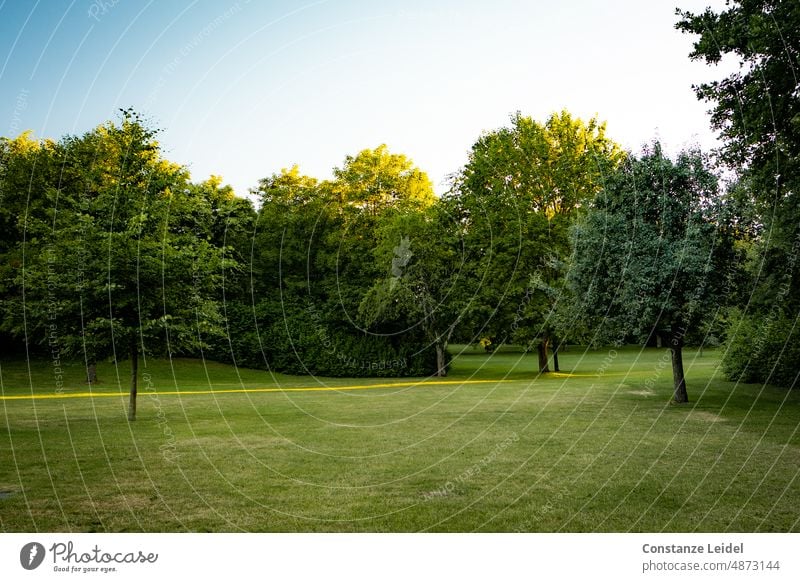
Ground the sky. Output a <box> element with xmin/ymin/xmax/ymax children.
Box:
<box><xmin>0</xmin><ymin>0</ymin><xmax>734</xmax><ymax>197</ymax></box>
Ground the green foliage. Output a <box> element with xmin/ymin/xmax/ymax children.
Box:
<box><xmin>676</xmin><ymin>1</ymin><xmax>800</xmax><ymax>188</ymax></box>
<box><xmin>213</xmin><ymin>294</ymin><xmax>441</xmax><ymax>378</ymax></box>
<box><xmin>24</xmin><ymin>111</ymin><xmax>230</xmax><ymax>359</ymax></box>
<box><xmin>270</xmin><ymin>314</ymin><xmax>441</xmax><ymax>377</ymax></box>
<box><xmin>568</xmin><ymin>143</ymin><xmax>741</xmax><ymax>401</ymax></box>
<box><xmin>330</xmin><ymin>144</ymin><xmax>435</xmax><ymax>213</ymax></box>
<box><xmin>722</xmin><ymin>310</ymin><xmax>800</xmax><ymax>388</ymax></box>
<box><xmin>448</xmin><ymin>110</ymin><xmax>624</xmax><ymax>352</ymax></box>
<box><xmin>0</xmin><ymin>110</ymin><xmax>243</xmax><ymax>418</ymax></box>
<box><xmin>227</xmin><ymin>148</ymin><xmax>445</xmax><ymax>378</ymax></box>
<box><xmin>358</xmin><ymin>201</ymin><xmax>467</xmax><ymax>374</ymax></box>
<box><xmin>456</xmin><ymin>110</ymin><xmax>624</xmax><ymax>218</ymax></box>
<box><xmin>677</xmin><ymin>1</ymin><xmax>800</xmax><ymax>387</ymax></box>
<box><xmin>569</xmin><ymin>143</ymin><xmax>731</xmax><ymax>344</ymax></box>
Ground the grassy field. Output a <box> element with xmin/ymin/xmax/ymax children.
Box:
<box><xmin>1</xmin><ymin>346</ymin><xmax>798</xmax><ymax>532</ymax></box>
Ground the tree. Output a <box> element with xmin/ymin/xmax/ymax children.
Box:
<box><xmin>359</xmin><ymin>200</ymin><xmax>468</xmax><ymax>376</ymax></box>
<box><xmin>450</xmin><ymin>111</ymin><xmax>624</xmax><ymax>371</ymax></box>
<box><xmin>329</xmin><ymin>144</ymin><xmax>435</xmax><ymax>213</ymax></box>
<box><xmin>238</xmin><ymin>149</ymin><xmax>444</xmax><ymax>377</ymax></box>
<box><xmin>677</xmin><ymin>1</ymin><xmax>800</xmax><ymax>388</ymax></box>
<box><xmin>13</xmin><ymin>110</ymin><xmax>229</xmax><ymax>420</ymax></box>
<box><xmin>568</xmin><ymin>144</ymin><xmax>733</xmax><ymax>403</ymax></box>
<box><xmin>190</xmin><ymin>175</ymin><xmax>255</xmax><ymax>266</ymax></box>
<box><xmin>324</xmin><ymin>145</ymin><xmax>436</xmax><ymax>327</ymax></box>
<box><xmin>0</xmin><ymin>132</ymin><xmax>62</xmax><ymax>356</ymax></box>
<box><xmin>676</xmin><ymin>1</ymin><xmax>800</xmax><ymax>199</ymax></box>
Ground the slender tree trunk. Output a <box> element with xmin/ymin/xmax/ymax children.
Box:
<box><xmin>435</xmin><ymin>343</ymin><xmax>447</xmax><ymax>377</ymax></box>
<box><xmin>670</xmin><ymin>335</ymin><xmax>688</xmax><ymax>403</ymax></box>
<box><xmin>553</xmin><ymin>340</ymin><xmax>560</xmax><ymax>372</ymax></box>
<box><xmin>537</xmin><ymin>335</ymin><xmax>550</xmax><ymax>373</ymax></box>
<box><xmin>86</xmin><ymin>361</ymin><xmax>98</xmax><ymax>385</ymax></box>
<box><xmin>128</xmin><ymin>342</ymin><xmax>138</xmax><ymax>421</ymax></box>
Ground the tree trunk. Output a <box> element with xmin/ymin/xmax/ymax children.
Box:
<box><xmin>86</xmin><ymin>361</ymin><xmax>98</xmax><ymax>385</ymax></box>
<box><xmin>553</xmin><ymin>341</ymin><xmax>560</xmax><ymax>372</ymax></box>
<box><xmin>537</xmin><ymin>336</ymin><xmax>550</xmax><ymax>373</ymax></box>
<box><xmin>435</xmin><ymin>343</ymin><xmax>447</xmax><ymax>377</ymax></box>
<box><xmin>670</xmin><ymin>336</ymin><xmax>688</xmax><ymax>403</ymax></box>
<box><xmin>128</xmin><ymin>342</ymin><xmax>138</xmax><ymax>421</ymax></box>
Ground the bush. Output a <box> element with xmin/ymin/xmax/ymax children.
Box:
<box><xmin>722</xmin><ymin>311</ymin><xmax>800</xmax><ymax>388</ymax></box>
<box><xmin>209</xmin><ymin>299</ymin><xmax>445</xmax><ymax>377</ymax></box>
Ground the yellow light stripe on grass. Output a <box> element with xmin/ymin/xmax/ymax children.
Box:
<box><xmin>0</xmin><ymin>379</ymin><xmax>511</xmax><ymax>401</ymax></box>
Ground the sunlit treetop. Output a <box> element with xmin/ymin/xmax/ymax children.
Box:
<box><xmin>254</xmin><ymin>164</ymin><xmax>320</xmax><ymax>206</ymax></box>
<box><xmin>458</xmin><ymin>109</ymin><xmax>625</xmax><ymax>218</ymax></box>
<box><xmin>329</xmin><ymin>144</ymin><xmax>436</xmax><ymax>213</ymax></box>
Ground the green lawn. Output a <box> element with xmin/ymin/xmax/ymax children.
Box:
<box><xmin>1</xmin><ymin>346</ymin><xmax>798</xmax><ymax>532</ymax></box>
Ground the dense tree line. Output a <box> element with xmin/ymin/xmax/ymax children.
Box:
<box><xmin>1</xmin><ymin>1</ymin><xmax>797</xmax><ymax>421</ymax></box>
<box><xmin>221</xmin><ymin>147</ymin><xmax>444</xmax><ymax>379</ymax></box>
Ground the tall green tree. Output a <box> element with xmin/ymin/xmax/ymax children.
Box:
<box><xmin>242</xmin><ymin>149</ymin><xmax>442</xmax><ymax>377</ymax></box>
<box><xmin>324</xmin><ymin>145</ymin><xmax>436</xmax><ymax>324</ymax></box>
<box><xmin>450</xmin><ymin>111</ymin><xmax>624</xmax><ymax>371</ymax></box>
<box><xmin>568</xmin><ymin>144</ymin><xmax>734</xmax><ymax>402</ymax></box>
<box><xmin>13</xmin><ymin>110</ymin><xmax>229</xmax><ymax>420</ymax></box>
<box><xmin>676</xmin><ymin>1</ymin><xmax>800</xmax><ymax>199</ymax></box>
<box><xmin>677</xmin><ymin>1</ymin><xmax>800</xmax><ymax>388</ymax></box>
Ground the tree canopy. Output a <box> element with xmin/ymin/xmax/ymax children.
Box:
<box><xmin>677</xmin><ymin>0</ymin><xmax>800</xmax><ymax>388</ymax></box>
<box><xmin>2</xmin><ymin>110</ymin><xmax>236</xmax><ymax>419</ymax></box>
<box><xmin>448</xmin><ymin>110</ymin><xmax>624</xmax><ymax>371</ymax></box>
<box><xmin>568</xmin><ymin>144</ymin><xmax>736</xmax><ymax>402</ymax></box>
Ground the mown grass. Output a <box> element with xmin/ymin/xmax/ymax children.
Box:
<box><xmin>1</xmin><ymin>346</ymin><xmax>798</xmax><ymax>532</ymax></box>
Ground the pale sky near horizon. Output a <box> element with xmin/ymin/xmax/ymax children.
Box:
<box><xmin>1</xmin><ymin>0</ymin><xmax>733</xmax><ymax>198</ymax></box>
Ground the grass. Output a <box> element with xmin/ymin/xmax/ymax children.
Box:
<box><xmin>1</xmin><ymin>346</ymin><xmax>798</xmax><ymax>532</ymax></box>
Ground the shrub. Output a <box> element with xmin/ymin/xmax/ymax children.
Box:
<box><xmin>722</xmin><ymin>310</ymin><xmax>800</xmax><ymax>388</ymax></box>
<box><xmin>209</xmin><ymin>299</ymin><xmax>445</xmax><ymax>377</ymax></box>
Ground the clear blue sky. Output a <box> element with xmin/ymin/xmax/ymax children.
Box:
<box><xmin>1</xmin><ymin>0</ymin><xmax>732</xmax><ymax>196</ymax></box>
